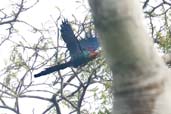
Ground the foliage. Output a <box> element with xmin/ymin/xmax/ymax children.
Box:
<box><xmin>157</xmin><ymin>31</ymin><xmax>171</xmax><ymax>52</ymax></box>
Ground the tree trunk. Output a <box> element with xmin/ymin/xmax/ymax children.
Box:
<box><xmin>88</xmin><ymin>0</ymin><xmax>171</xmax><ymax>114</ymax></box>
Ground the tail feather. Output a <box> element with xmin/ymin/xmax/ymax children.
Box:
<box><xmin>34</xmin><ymin>62</ymin><xmax>72</xmax><ymax>78</ymax></box>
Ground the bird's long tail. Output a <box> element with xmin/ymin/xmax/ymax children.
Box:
<box><xmin>34</xmin><ymin>62</ymin><xmax>72</xmax><ymax>78</ymax></box>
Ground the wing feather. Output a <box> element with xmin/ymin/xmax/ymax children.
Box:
<box><xmin>60</xmin><ymin>20</ymin><xmax>81</xmax><ymax>58</ymax></box>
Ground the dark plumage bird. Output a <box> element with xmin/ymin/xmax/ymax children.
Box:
<box><xmin>34</xmin><ymin>20</ymin><xmax>99</xmax><ymax>78</ymax></box>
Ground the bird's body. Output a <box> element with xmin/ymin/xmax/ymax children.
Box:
<box><xmin>34</xmin><ymin>20</ymin><xmax>99</xmax><ymax>78</ymax></box>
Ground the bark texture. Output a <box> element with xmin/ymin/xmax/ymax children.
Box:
<box><xmin>88</xmin><ymin>0</ymin><xmax>171</xmax><ymax>114</ymax></box>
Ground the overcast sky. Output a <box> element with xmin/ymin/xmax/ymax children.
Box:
<box><xmin>0</xmin><ymin>0</ymin><xmax>91</xmax><ymax>114</ymax></box>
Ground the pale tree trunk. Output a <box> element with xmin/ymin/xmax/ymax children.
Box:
<box><xmin>88</xmin><ymin>0</ymin><xmax>171</xmax><ymax>114</ymax></box>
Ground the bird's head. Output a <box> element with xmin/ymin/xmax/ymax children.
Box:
<box><xmin>89</xmin><ymin>51</ymin><xmax>100</xmax><ymax>59</ymax></box>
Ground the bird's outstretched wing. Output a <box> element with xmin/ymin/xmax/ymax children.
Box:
<box><xmin>60</xmin><ymin>20</ymin><xmax>82</xmax><ymax>59</ymax></box>
<box><xmin>79</xmin><ymin>36</ymin><xmax>99</xmax><ymax>52</ymax></box>
<box><xmin>34</xmin><ymin>61</ymin><xmax>72</xmax><ymax>77</ymax></box>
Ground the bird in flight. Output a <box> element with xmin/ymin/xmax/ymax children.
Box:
<box><xmin>34</xmin><ymin>20</ymin><xmax>99</xmax><ymax>77</ymax></box>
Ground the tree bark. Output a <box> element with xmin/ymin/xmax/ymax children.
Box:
<box><xmin>88</xmin><ymin>0</ymin><xmax>171</xmax><ymax>114</ymax></box>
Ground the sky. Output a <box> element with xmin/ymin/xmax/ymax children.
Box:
<box><xmin>0</xmin><ymin>0</ymin><xmax>89</xmax><ymax>67</ymax></box>
<box><xmin>0</xmin><ymin>0</ymin><xmax>93</xmax><ymax>114</ymax></box>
